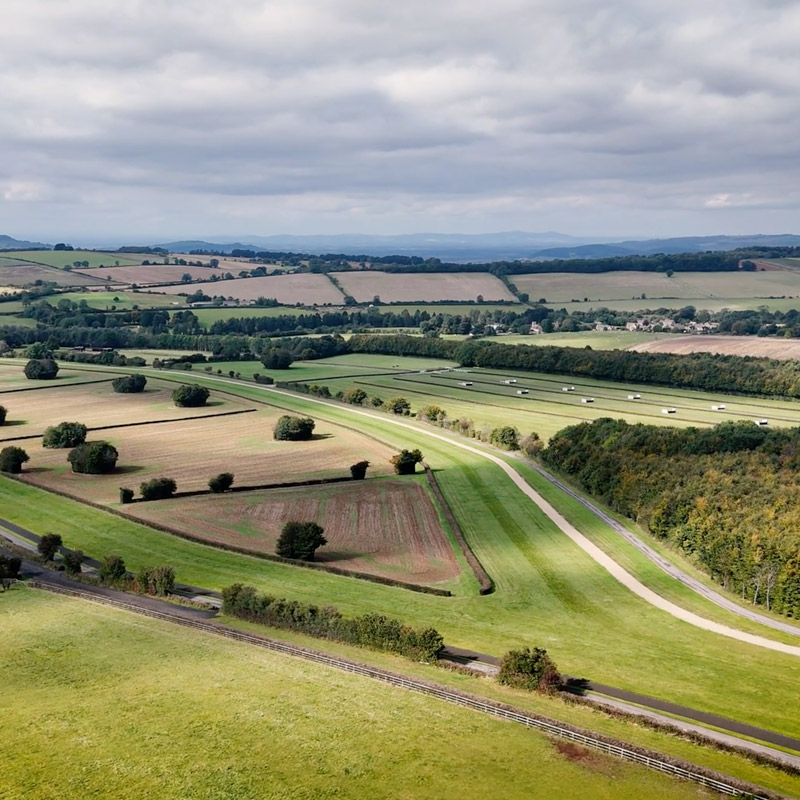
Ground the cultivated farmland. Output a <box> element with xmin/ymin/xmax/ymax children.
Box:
<box><xmin>132</xmin><ymin>476</ymin><xmax>461</xmax><ymax>585</ymax></box>
<box><xmin>632</xmin><ymin>334</ymin><xmax>800</xmax><ymax>360</ymax></box>
<box><xmin>0</xmin><ymin>589</ymin><xmax>719</xmax><ymax>800</ymax></box>
<box><xmin>19</xmin><ymin>405</ymin><xmax>396</xmax><ymax>503</ymax></box>
<box><xmin>0</xmin><ymin>249</ymin><xmax>145</xmax><ymax>269</ymax></box>
<box><xmin>0</xmin><ymin>262</ymin><xmax>106</xmax><ymax>287</ymax></box>
<box><xmin>72</xmin><ymin>264</ymin><xmax>224</xmax><ymax>285</ymax></box>
<box><xmin>149</xmin><ymin>272</ymin><xmax>345</xmax><ymax>304</ymax></box>
<box><xmin>0</xmin><ymin>364</ymin><xmax>104</xmax><ymax>391</ymax></box>
<box><xmin>332</xmin><ymin>271</ymin><xmax>516</xmax><ymax>303</ymax></box>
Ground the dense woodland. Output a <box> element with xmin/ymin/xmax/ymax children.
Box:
<box><xmin>542</xmin><ymin>418</ymin><xmax>800</xmax><ymax>618</ymax></box>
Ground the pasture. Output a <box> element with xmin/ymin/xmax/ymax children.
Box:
<box><xmin>282</xmin><ymin>356</ymin><xmax>800</xmax><ymax>440</ymax></box>
<box><xmin>72</xmin><ymin>264</ymin><xmax>223</xmax><ymax>284</ymax></box>
<box><xmin>0</xmin><ymin>249</ymin><xmax>144</xmax><ymax>269</ymax></box>
<box><xmin>147</xmin><ymin>272</ymin><xmax>345</xmax><ymax>305</ymax></box>
<box><xmin>133</xmin><ymin>475</ymin><xmax>463</xmax><ymax>587</ymax></box>
<box><xmin>333</xmin><ymin>271</ymin><xmax>516</xmax><ymax>303</ymax></box>
<box><xmin>54</xmin><ymin>290</ymin><xmax>187</xmax><ymax>309</ymax></box>
<box><xmin>18</xmin><ymin>402</ymin><xmax>397</xmax><ymax>503</ymax></box>
<box><xmin>0</xmin><ymin>374</ymin><xmax>251</xmax><ymax>441</ymax></box>
<box><xmin>0</xmin><ymin>589</ymin><xmax>719</xmax><ymax>800</ymax></box>
<box><xmin>512</xmin><ymin>269</ymin><xmax>800</xmax><ymax>306</ymax></box>
<box><xmin>632</xmin><ymin>334</ymin><xmax>800</xmax><ymax>360</ymax></box>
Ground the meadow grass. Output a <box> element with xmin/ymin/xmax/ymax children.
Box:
<box><xmin>0</xmin><ymin>249</ymin><xmax>143</xmax><ymax>269</ymax></box>
<box><xmin>0</xmin><ymin>588</ymin><xmax>733</xmax><ymax>800</ymax></box>
<box><xmin>54</xmin><ymin>290</ymin><xmax>186</xmax><ymax>309</ymax></box>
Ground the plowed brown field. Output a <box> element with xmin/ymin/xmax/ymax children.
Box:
<box><xmin>631</xmin><ymin>335</ymin><xmax>800</xmax><ymax>360</ymax></box>
<box><xmin>20</xmin><ymin>408</ymin><xmax>395</xmax><ymax>503</ymax></box>
<box><xmin>131</xmin><ymin>477</ymin><xmax>460</xmax><ymax>585</ymax></box>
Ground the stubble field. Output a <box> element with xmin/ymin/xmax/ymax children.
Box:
<box><xmin>632</xmin><ymin>334</ymin><xmax>800</xmax><ymax>360</ymax></box>
<box><xmin>73</xmin><ymin>264</ymin><xmax>223</xmax><ymax>284</ymax></box>
<box><xmin>332</xmin><ymin>271</ymin><xmax>516</xmax><ymax>302</ymax></box>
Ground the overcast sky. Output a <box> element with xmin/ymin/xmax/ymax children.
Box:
<box><xmin>1</xmin><ymin>0</ymin><xmax>799</xmax><ymax>243</ymax></box>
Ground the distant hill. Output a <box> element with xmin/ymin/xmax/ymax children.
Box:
<box><xmin>154</xmin><ymin>232</ymin><xmax>800</xmax><ymax>262</ymax></box>
<box><xmin>0</xmin><ymin>234</ymin><xmax>51</xmax><ymax>250</ymax></box>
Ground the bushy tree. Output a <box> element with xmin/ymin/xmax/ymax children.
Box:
<box><xmin>62</xmin><ymin>549</ymin><xmax>85</xmax><ymax>576</ymax></box>
<box><xmin>520</xmin><ymin>432</ymin><xmax>543</xmax><ymax>458</ymax></box>
<box><xmin>276</xmin><ymin>521</ymin><xmax>327</xmax><ymax>561</ymax></box>
<box><xmin>0</xmin><ymin>446</ymin><xmax>29</xmax><ymax>474</ymax></box>
<box><xmin>261</xmin><ymin>348</ymin><xmax>294</xmax><ymax>369</ymax></box>
<box><xmin>24</xmin><ymin>358</ymin><xmax>59</xmax><ymax>380</ymax></box>
<box><xmin>137</xmin><ymin>565</ymin><xmax>175</xmax><ymax>596</ymax></box>
<box><xmin>350</xmin><ymin>460</ymin><xmax>370</xmax><ymax>480</ymax></box>
<box><xmin>112</xmin><ymin>374</ymin><xmax>147</xmax><ymax>393</ymax></box>
<box><xmin>497</xmin><ymin>647</ymin><xmax>561</xmax><ymax>692</ymax></box>
<box><xmin>140</xmin><ymin>477</ymin><xmax>177</xmax><ymax>500</ymax></box>
<box><xmin>342</xmin><ymin>387</ymin><xmax>367</xmax><ymax>405</ymax></box>
<box><xmin>172</xmin><ymin>384</ymin><xmax>210</xmax><ymax>407</ymax></box>
<box><xmin>119</xmin><ymin>487</ymin><xmax>134</xmax><ymax>504</ymax></box>
<box><xmin>418</xmin><ymin>405</ymin><xmax>446</xmax><ymax>424</ymax></box>
<box><xmin>0</xmin><ymin>405</ymin><xmax>6</xmax><ymax>425</ymax></box>
<box><xmin>490</xmin><ymin>425</ymin><xmax>520</xmax><ymax>451</ymax></box>
<box><xmin>42</xmin><ymin>421</ymin><xmax>88</xmax><ymax>449</ymax></box>
<box><xmin>209</xmin><ymin>472</ymin><xmax>234</xmax><ymax>493</ymax></box>
<box><xmin>0</xmin><ymin>554</ymin><xmax>21</xmax><ymax>589</ymax></box>
<box><xmin>273</xmin><ymin>415</ymin><xmax>315</xmax><ymax>441</ymax></box>
<box><xmin>390</xmin><ymin>449</ymin><xmax>424</xmax><ymax>475</ymax></box>
<box><xmin>37</xmin><ymin>533</ymin><xmax>63</xmax><ymax>561</ymax></box>
<box><xmin>68</xmin><ymin>441</ymin><xmax>118</xmax><ymax>474</ymax></box>
<box><xmin>98</xmin><ymin>554</ymin><xmax>127</xmax><ymax>583</ymax></box>
<box><xmin>386</xmin><ymin>396</ymin><xmax>411</xmax><ymax>415</ymax></box>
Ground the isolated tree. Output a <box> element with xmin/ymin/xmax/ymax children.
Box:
<box><xmin>119</xmin><ymin>487</ymin><xmax>134</xmax><ymax>504</ymax></box>
<box><xmin>140</xmin><ymin>477</ymin><xmax>177</xmax><ymax>500</ymax></box>
<box><xmin>273</xmin><ymin>415</ymin><xmax>315</xmax><ymax>441</ymax></box>
<box><xmin>490</xmin><ymin>425</ymin><xmax>520</xmax><ymax>451</ymax></box>
<box><xmin>260</xmin><ymin>348</ymin><xmax>294</xmax><ymax>369</ymax></box>
<box><xmin>0</xmin><ymin>554</ymin><xmax>21</xmax><ymax>590</ymax></box>
<box><xmin>497</xmin><ymin>647</ymin><xmax>561</xmax><ymax>692</ymax></box>
<box><xmin>276</xmin><ymin>521</ymin><xmax>327</xmax><ymax>561</ymax></box>
<box><xmin>98</xmin><ymin>554</ymin><xmax>127</xmax><ymax>583</ymax></box>
<box><xmin>386</xmin><ymin>396</ymin><xmax>411</xmax><ymax>415</ymax></box>
<box><xmin>24</xmin><ymin>358</ymin><xmax>59</xmax><ymax>380</ymax></box>
<box><xmin>0</xmin><ymin>405</ymin><xmax>7</xmax><ymax>425</ymax></box>
<box><xmin>390</xmin><ymin>449</ymin><xmax>424</xmax><ymax>475</ymax></box>
<box><xmin>112</xmin><ymin>374</ymin><xmax>147</xmax><ymax>393</ymax></box>
<box><xmin>209</xmin><ymin>472</ymin><xmax>234</xmax><ymax>493</ymax></box>
<box><xmin>68</xmin><ymin>441</ymin><xmax>118</xmax><ymax>474</ymax></box>
<box><xmin>172</xmin><ymin>384</ymin><xmax>209</xmax><ymax>407</ymax></box>
<box><xmin>37</xmin><ymin>533</ymin><xmax>63</xmax><ymax>561</ymax></box>
<box><xmin>342</xmin><ymin>387</ymin><xmax>367</xmax><ymax>405</ymax></box>
<box><xmin>0</xmin><ymin>446</ymin><xmax>29</xmax><ymax>474</ymax></box>
<box><xmin>42</xmin><ymin>421</ymin><xmax>88</xmax><ymax>449</ymax></box>
<box><xmin>62</xmin><ymin>549</ymin><xmax>85</xmax><ymax>576</ymax></box>
<box><xmin>350</xmin><ymin>460</ymin><xmax>370</xmax><ymax>480</ymax></box>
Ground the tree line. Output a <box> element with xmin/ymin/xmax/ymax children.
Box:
<box><xmin>542</xmin><ymin>418</ymin><xmax>800</xmax><ymax>618</ymax></box>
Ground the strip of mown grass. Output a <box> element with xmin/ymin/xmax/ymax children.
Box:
<box><xmin>0</xmin><ymin>588</ymin><xmax>724</xmax><ymax>800</ymax></box>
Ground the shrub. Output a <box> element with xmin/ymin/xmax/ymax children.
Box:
<box><xmin>136</xmin><ymin>565</ymin><xmax>175</xmax><ymax>596</ymax></box>
<box><xmin>350</xmin><ymin>460</ymin><xmax>370</xmax><ymax>480</ymax></box>
<box><xmin>261</xmin><ymin>348</ymin><xmax>294</xmax><ymax>369</ymax></box>
<box><xmin>98</xmin><ymin>554</ymin><xmax>127</xmax><ymax>583</ymax></box>
<box><xmin>140</xmin><ymin>477</ymin><xmax>177</xmax><ymax>500</ymax></box>
<box><xmin>386</xmin><ymin>396</ymin><xmax>411</xmax><ymax>415</ymax></box>
<box><xmin>62</xmin><ymin>549</ymin><xmax>85</xmax><ymax>576</ymax></box>
<box><xmin>209</xmin><ymin>472</ymin><xmax>234</xmax><ymax>493</ymax></box>
<box><xmin>0</xmin><ymin>405</ymin><xmax>6</xmax><ymax>425</ymax></box>
<box><xmin>0</xmin><ymin>554</ymin><xmax>22</xmax><ymax>589</ymax></box>
<box><xmin>390</xmin><ymin>449</ymin><xmax>424</xmax><ymax>475</ymax></box>
<box><xmin>520</xmin><ymin>432</ymin><xmax>543</xmax><ymax>458</ymax></box>
<box><xmin>119</xmin><ymin>487</ymin><xmax>134</xmax><ymax>504</ymax></box>
<box><xmin>276</xmin><ymin>521</ymin><xmax>327</xmax><ymax>561</ymax></box>
<box><xmin>37</xmin><ymin>533</ymin><xmax>63</xmax><ymax>561</ymax></box>
<box><xmin>497</xmin><ymin>647</ymin><xmax>561</xmax><ymax>692</ymax></box>
<box><xmin>0</xmin><ymin>446</ymin><xmax>29</xmax><ymax>474</ymax></box>
<box><xmin>42</xmin><ymin>421</ymin><xmax>88</xmax><ymax>449</ymax></box>
<box><xmin>24</xmin><ymin>358</ymin><xmax>59</xmax><ymax>380</ymax></box>
<box><xmin>112</xmin><ymin>374</ymin><xmax>147</xmax><ymax>393</ymax></box>
<box><xmin>342</xmin><ymin>387</ymin><xmax>367</xmax><ymax>405</ymax></box>
<box><xmin>68</xmin><ymin>441</ymin><xmax>119</xmax><ymax>474</ymax></box>
<box><xmin>273</xmin><ymin>415</ymin><xmax>315</xmax><ymax>441</ymax></box>
<box><xmin>172</xmin><ymin>384</ymin><xmax>210</xmax><ymax>407</ymax></box>
<box><xmin>490</xmin><ymin>425</ymin><xmax>521</xmax><ymax>451</ymax></box>
<box><xmin>419</xmin><ymin>405</ymin><xmax>446</xmax><ymax>424</ymax></box>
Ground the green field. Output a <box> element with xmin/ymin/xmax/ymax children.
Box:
<box><xmin>0</xmin><ymin>313</ymin><xmax>34</xmax><ymax>327</ymax></box>
<box><xmin>376</xmin><ymin>302</ymin><xmax>530</xmax><ymax>314</ymax></box>
<box><xmin>0</xmin><ymin>249</ymin><xmax>143</xmax><ymax>269</ymax></box>
<box><xmin>190</xmin><ymin>305</ymin><xmax>321</xmax><ymax>322</ymax></box>
<box><xmin>0</xmin><ymin>588</ymin><xmax>732</xmax><ymax>800</ymax></box>
<box><xmin>546</xmin><ymin>296</ymin><xmax>800</xmax><ymax>313</ymax></box>
<box><xmin>53</xmin><ymin>290</ymin><xmax>188</xmax><ymax>309</ymax></box>
<box><xmin>449</xmin><ymin>331</ymin><xmax>673</xmax><ymax>349</ymax></box>
<box><xmin>4</xmin><ymin>366</ymin><xmax>800</xmax><ymax>750</ymax></box>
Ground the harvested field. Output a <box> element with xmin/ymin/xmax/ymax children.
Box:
<box><xmin>132</xmin><ymin>476</ymin><xmax>460</xmax><ymax>585</ymax></box>
<box><xmin>73</xmin><ymin>264</ymin><xmax>223</xmax><ymax>285</ymax></box>
<box><xmin>632</xmin><ymin>335</ymin><xmax>800</xmax><ymax>360</ymax></box>
<box><xmin>0</xmin><ymin>378</ymin><xmax>251</xmax><ymax>441</ymax></box>
<box><xmin>333</xmin><ymin>271</ymin><xmax>515</xmax><ymax>303</ymax></box>
<box><xmin>0</xmin><ymin>263</ymin><xmax>106</xmax><ymax>287</ymax></box>
<box><xmin>0</xmin><ymin>364</ymin><xmax>105</xmax><ymax>391</ymax></box>
<box><xmin>148</xmin><ymin>273</ymin><xmax>344</xmax><ymax>305</ymax></box>
<box><xmin>20</xmin><ymin>408</ymin><xmax>396</xmax><ymax>504</ymax></box>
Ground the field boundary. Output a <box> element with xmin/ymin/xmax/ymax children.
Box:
<box><xmin>424</xmin><ymin>464</ymin><xmax>494</xmax><ymax>594</ymax></box>
<box><xmin>25</xmin><ymin>581</ymin><xmax>786</xmax><ymax>800</ymax></box>
<box><xmin>0</xmin><ymin>407</ymin><xmax>257</xmax><ymax>443</ymax></box>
